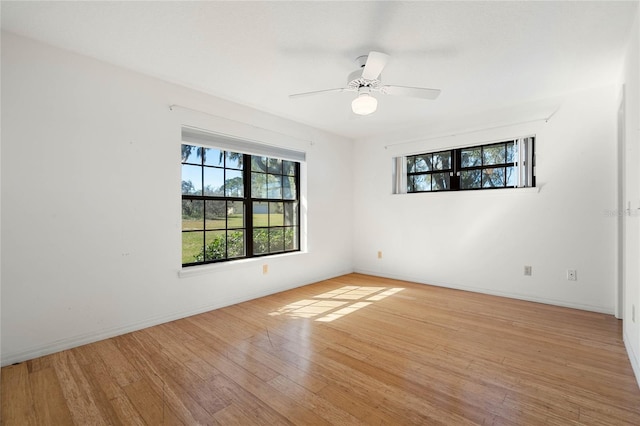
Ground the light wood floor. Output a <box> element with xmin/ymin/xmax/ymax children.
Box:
<box><xmin>2</xmin><ymin>273</ymin><xmax>640</xmax><ymax>425</ymax></box>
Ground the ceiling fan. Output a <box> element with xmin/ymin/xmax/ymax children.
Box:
<box><xmin>289</xmin><ymin>51</ymin><xmax>441</xmax><ymax>116</ymax></box>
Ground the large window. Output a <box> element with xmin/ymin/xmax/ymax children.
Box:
<box><xmin>181</xmin><ymin>144</ymin><xmax>300</xmax><ymax>267</ymax></box>
<box><xmin>406</xmin><ymin>137</ymin><xmax>535</xmax><ymax>193</ymax></box>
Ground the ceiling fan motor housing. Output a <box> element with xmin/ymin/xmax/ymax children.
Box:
<box><xmin>347</xmin><ymin>68</ymin><xmax>381</xmax><ymax>91</ymax></box>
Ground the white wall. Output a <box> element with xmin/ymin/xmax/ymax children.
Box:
<box><xmin>0</xmin><ymin>33</ymin><xmax>354</xmax><ymax>365</ymax></box>
<box><xmin>622</xmin><ymin>6</ymin><xmax>640</xmax><ymax>387</ymax></box>
<box><xmin>352</xmin><ymin>84</ymin><xmax>619</xmax><ymax>314</ymax></box>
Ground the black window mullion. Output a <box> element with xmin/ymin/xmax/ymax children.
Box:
<box><xmin>504</xmin><ymin>143</ymin><xmax>508</xmax><ymax>167</ymax></box>
<box><xmin>202</xmin><ymin>199</ymin><xmax>207</xmax><ymax>260</ymax></box>
<box><xmin>452</xmin><ymin>149</ymin><xmax>460</xmax><ymax>190</ymax></box>
<box><xmin>244</xmin><ymin>154</ymin><xmax>254</xmax><ymax>258</ymax></box>
<box><xmin>223</xmin><ymin>200</ymin><xmax>228</xmax><ymax>259</ymax></box>
<box><xmin>201</xmin><ymin>160</ymin><xmax>206</xmax><ymax>260</ymax></box>
<box><xmin>200</xmin><ymin>149</ymin><xmax>205</xmax><ymax>197</ymax></box>
<box><xmin>222</xmin><ymin>153</ymin><xmax>228</xmax><ymax>259</ymax></box>
<box><xmin>266</xmin><ymin>202</ymin><xmax>271</xmax><ymax>252</ymax></box>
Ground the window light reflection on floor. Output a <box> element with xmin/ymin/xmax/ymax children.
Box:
<box><xmin>269</xmin><ymin>286</ymin><xmax>405</xmax><ymax>322</ymax></box>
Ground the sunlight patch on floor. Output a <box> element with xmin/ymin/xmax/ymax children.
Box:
<box><xmin>269</xmin><ymin>286</ymin><xmax>405</xmax><ymax>322</ymax></box>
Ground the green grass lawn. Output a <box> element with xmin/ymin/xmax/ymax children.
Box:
<box><xmin>182</xmin><ymin>213</ymin><xmax>282</xmax><ymax>230</ymax></box>
<box><xmin>182</xmin><ymin>231</ymin><xmax>203</xmax><ymax>264</ymax></box>
<box><xmin>182</xmin><ymin>214</ymin><xmax>286</xmax><ymax>264</ymax></box>
<box><xmin>182</xmin><ymin>214</ymin><xmax>244</xmax><ymax>230</ymax></box>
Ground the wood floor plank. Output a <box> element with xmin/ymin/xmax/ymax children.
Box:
<box><xmin>29</xmin><ymin>367</ymin><xmax>75</xmax><ymax>425</ymax></box>
<box><xmin>114</xmin><ymin>333</ymin><xmax>216</xmax><ymax>425</ymax></box>
<box><xmin>314</xmin><ymin>347</ymin><xmax>482</xmax><ymax>425</ymax></box>
<box><xmin>180</xmin><ymin>338</ymin><xmax>331</xmax><ymax>425</ymax></box>
<box><xmin>205</xmin><ymin>373</ymin><xmax>292</xmax><ymax>425</ymax></box>
<box><xmin>25</xmin><ymin>356</ymin><xmax>53</xmax><ymax>374</ymax></box>
<box><xmin>266</xmin><ymin>374</ymin><xmax>364</xmax><ymax>425</ymax></box>
<box><xmin>212</xmin><ymin>403</ymin><xmax>260</xmax><ymax>425</ymax></box>
<box><xmin>51</xmin><ymin>350</ymin><xmax>110</xmax><ymax>426</ymax></box>
<box><xmin>185</xmin><ymin>314</ymin><xmax>329</xmax><ymax>393</ymax></box>
<box><xmin>1</xmin><ymin>363</ymin><xmax>36</xmax><ymax>426</ymax></box>
<box><xmin>176</xmin><ymin>317</ymin><xmax>280</xmax><ymax>383</ymax></box>
<box><xmin>314</xmin><ymin>383</ymin><xmax>400</xmax><ymax>424</ymax></box>
<box><xmin>122</xmin><ymin>378</ymin><xmax>184</xmax><ymax>426</ymax></box>
<box><xmin>87</xmin><ymin>339</ymin><xmax>141</xmax><ymax>387</ymax></box>
<box><xmin>67</xmin><ymin>348</ymin><xmax>130</xmax><ymax>426</ymax></box>
<box><xmin>74</xmin><ymin>350</ymin><xmax>145</xmax><ymax>426</ymax></box>
<box><xmin>2</xmin><ymin>273</ymin><xmax>639</xmax><ymax>425</ymax></box>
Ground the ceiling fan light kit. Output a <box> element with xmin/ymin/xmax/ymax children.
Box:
<box><xmin>290</xmin><ymin>51</ymin><xmax>441</xmax><ymax>115</ymax></box>
<box><xmin>352</xmin><ymin>89</ymin><xmax>378</xmax><ymax>115</ymax></box>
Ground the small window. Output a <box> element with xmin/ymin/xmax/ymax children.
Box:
<box><xmin>407</xmin><ymin>150</ymin><xmax>453</xmax><ymax>192</ymax></box>
<box><xmin>405</xmin><ymin>137</ymin><xmax>535</xmax><ymax>193</ymax></box>
<box><xmin>181</xmin><ymin>144</ymin><xmax>300</xmax><ymax>267</ymax></box>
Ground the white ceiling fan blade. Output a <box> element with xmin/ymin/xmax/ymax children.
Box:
<box><xmin>361</xmin><ymin>51</ymin><xmax>389</xmax><ymax>80</ymax></box>
<box><xmin>289</xmin><ymin>88</ymin><xmax>346</xmax><ymax>99</ymax></box>
<box><xmin>381</xmin><ymin>85</ymin><xmax>441</xmax><ymax>100</ymax></box>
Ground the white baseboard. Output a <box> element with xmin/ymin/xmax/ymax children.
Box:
<box><xmin>1</xmin><ymin>268</ymin><xmax>353</xmax><ymax>367</ymax></box>
<box><xmin>624</xmin><ymin>330</ymin><xmax>640</xmax><ymax>389</ymax></box>
<box><xmin>353</xmin><ymin>269</ymin><xmax>615</xmax><ymax>315</ymax></box>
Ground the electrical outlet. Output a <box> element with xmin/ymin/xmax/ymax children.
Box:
<box><xmin>377</xmin><ymin>251</ymin><xmax>382</xmax><ymax>259</ymax></box>
<box><xmin>524</xmin><ymin>266</ymin><xmax>532</xmax><ymax>276</ymax></box>
<box><xmin>567</xmin><ymin>269</ymin><xmax>577</xmax><ymax>281</ymax></box>
<box><xmin>262</xmin><ymin>264</ymin><xmax>268</xmax><ymax>274</ymax></box>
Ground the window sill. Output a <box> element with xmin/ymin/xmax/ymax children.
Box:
<box><xmin>178</xmin><ymin>251</ymin><xmax>307</xmax><ymax>278</ymax></box>
<box><xmin>396</xmin><ymin>186</ymin><xmax>540</xmax><ymax>197</ymax></box>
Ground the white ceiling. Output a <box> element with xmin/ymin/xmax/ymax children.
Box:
<box><xmin>1</xmin><ymin>1</ymin><xmax>637</xmax><ymax>139</ymax></box>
